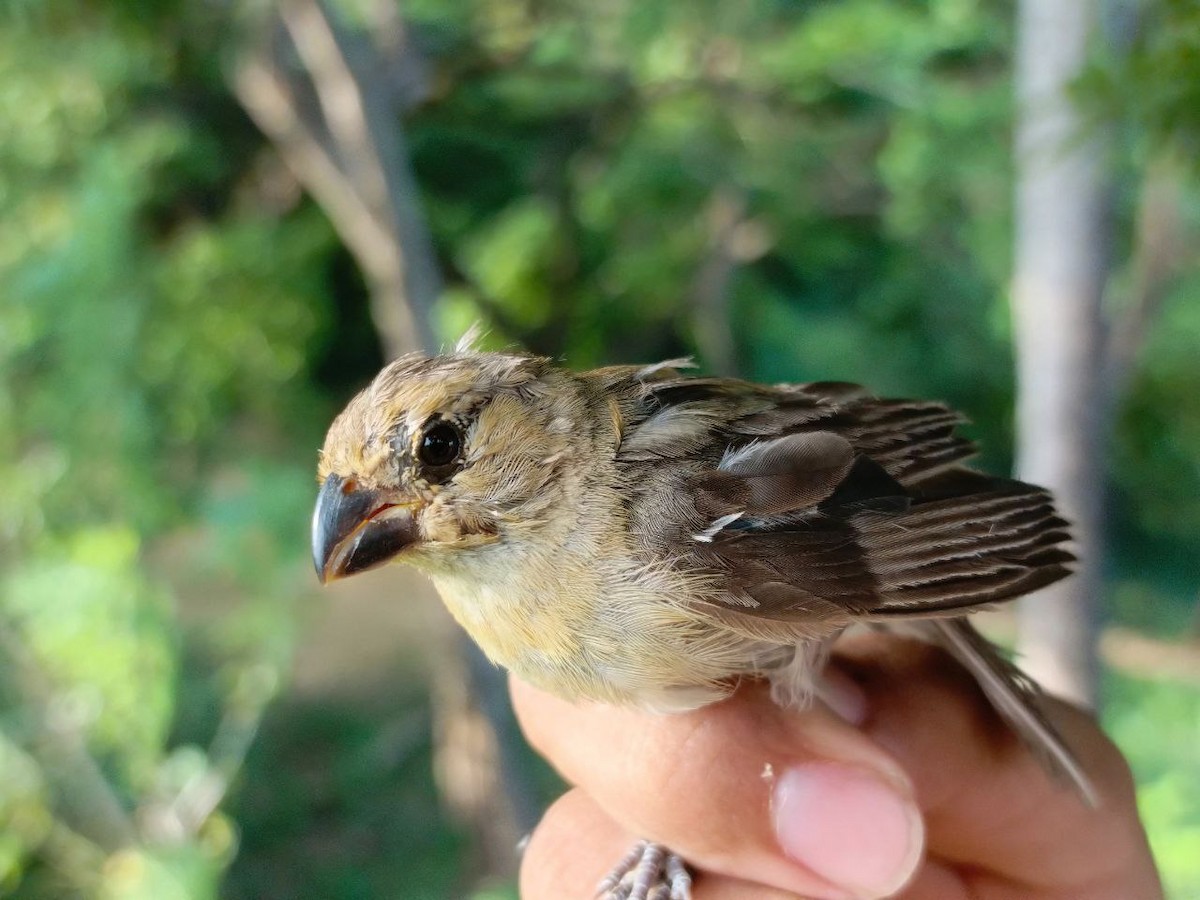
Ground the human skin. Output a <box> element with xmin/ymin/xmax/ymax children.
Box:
<box><xmin>513</xmin><ymin>631</ymin><xmax>1163</xmax><ymax>900</ymax></box>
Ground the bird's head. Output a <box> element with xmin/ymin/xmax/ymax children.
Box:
<box><xmin>311</xmin><ymin>349</ymin><xmax>592</xmax><ymax>584</ymax></box>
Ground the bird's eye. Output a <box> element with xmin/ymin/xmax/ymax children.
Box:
<box><xmin>418</xmin><ymin>421</ymin><xmax>462</xmax><ymax>473</ymax></box>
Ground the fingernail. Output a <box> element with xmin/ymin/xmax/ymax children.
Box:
<box><xmin>772</xmin><ymin>763</ymin><xmax>924</xmax><ymax>899</ymax></box>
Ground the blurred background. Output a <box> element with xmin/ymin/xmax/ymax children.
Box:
<box><xmin>1</xmin><ymin>0</ymin><xmax>1198</xmax><ymax>897</ymax></box>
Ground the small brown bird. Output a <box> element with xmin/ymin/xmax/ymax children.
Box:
<box><xmin>312</xmin><ymin>341</ymin><xmax>1095</xmax><ymax>900</ymax></box>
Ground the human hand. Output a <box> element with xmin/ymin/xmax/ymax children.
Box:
<box><xmin>513</xmin><ymin>631</ymin><xmax>1162</xmax><ymax>899</ymax></box>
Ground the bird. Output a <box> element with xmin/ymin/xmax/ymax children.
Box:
<box><xmin>311</xmin><ymin>338</ymin><xmax>1096</xmax><ymax>900</ymax></box>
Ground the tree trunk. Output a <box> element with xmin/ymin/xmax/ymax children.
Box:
<box><xmin>1011</xmin><ymin>0</ymin><xmax>1110</xmax><ymax>708</ymax></box>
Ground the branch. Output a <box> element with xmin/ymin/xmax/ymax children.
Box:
<box><xmin>234</xmin><ymin>0</ymin><xmax>441</xmax><ymax>356</ymax></box>
<box><xmin>687</xmin><ymin>186</ymin><xmax>772</xmax><ymax>376</ymax></box>
<box><xmin>232</xmin><ymin>52</ymin><xmax>399</xmax><ymax>286</ymax></box>
<box><xmin>137</xmin><ymin>664</ymin><xmax>280</xmax><ymax>845</ymax></box>
<box><xmin>0</xmin><ymin>624</ymin><xmax>137</xmax><ymax>852</ymax></box>
<box><xmin>278</xmin><ymin>0</ymin><xmax>392</xmax><ymax>227</ymax></box>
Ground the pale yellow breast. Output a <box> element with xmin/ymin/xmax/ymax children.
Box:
<box><xmin>427</xmin><ymin>540</ymin><xmax>776</xmax><ymax>712</ymax></box>
<box><xmin>431</xmin><ymin>565</ymin><xmax>587</xmax><ymax>676</ymax></box>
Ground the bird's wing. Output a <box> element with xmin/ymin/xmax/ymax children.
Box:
<box><xmin>600</xmin><ymin>369</ymin><xmax>1072</xmax><ymax>631</ymax></box>
<box><xmin>599</xmin><ymin>367</ymin><xmax>1090</xmax><ymax>800</ymax></box>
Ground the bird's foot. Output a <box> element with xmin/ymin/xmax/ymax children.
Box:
<box><xmin>596</xmin><ymin>840</ymin><xmax>692</xmax><ymax>900</ymax></box>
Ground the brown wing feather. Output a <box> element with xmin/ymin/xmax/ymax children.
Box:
<box><xmin>700</xmin><ymin>432</ymin><xmax>858</xmax><ymax>518</ymax></box>
<box><xmin>692</xmin><ymin>464</ymin><xmax>1073</xmax><ymax>623</ymax></box>
<box><xmin>601</xmin><ymin>368</ymin><xmax>1073</xmax><ymax>626</ymax></box>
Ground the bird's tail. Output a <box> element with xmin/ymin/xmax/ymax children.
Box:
<box><xmin>914</xmin><ymin>617</ymin><xmax>1099</xmax><ymax>806</ymax></box>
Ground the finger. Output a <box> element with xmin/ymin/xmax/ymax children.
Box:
<box><xmin>519</xmin><ymin>789</ymin><xmax>627</xmax><ymax>900</ymax></box>
<box><xmin>520</xmin><ymin>788</ymin><xmax>808</xmax><ymax>900</ymax></box>
<box><xmin>512</xmin><ymin>676</ymin><xmax>925</xmax><ymax>900</ymax></box>
<box><xmin>832</xmin><ymin>631</ymin><xmax>1161</xmax><ymax>896</ymax></box>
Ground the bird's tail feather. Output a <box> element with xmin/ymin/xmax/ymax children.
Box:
<box><xmin>918</xmin><ymin>617</ymin><xmax>1099</xmax><ymax>807</ymax></box>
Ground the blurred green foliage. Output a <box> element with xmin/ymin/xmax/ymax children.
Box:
<box><xmin>0</xmin><ymin>0</ymin><xmax>1198</xmax><ymax>898</ymax></box>
<box><xmin>1107</xmin><ymin>670</ymin><xmax>1200</xmax><ymax>900</ymax></box>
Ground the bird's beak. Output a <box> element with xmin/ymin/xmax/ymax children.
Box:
<box><xmin>312</xmin><ymin>475</ymin><xmax>420</xmax><ymax>584</ymax></box>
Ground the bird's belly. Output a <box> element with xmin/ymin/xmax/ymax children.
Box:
<box><xmin>430</xmin><ymin>566</ymin><xmax>778</xmax><ymax>712</ymax></box>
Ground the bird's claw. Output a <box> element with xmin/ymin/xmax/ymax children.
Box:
<box><xmin>596</xmin><ymin>840</ymin><xmax>692</xmax><ymax>900</ymax></box>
